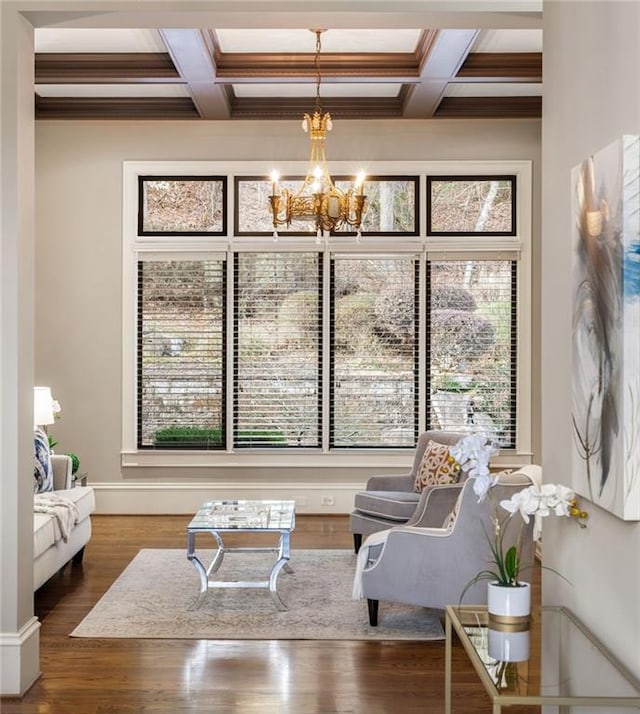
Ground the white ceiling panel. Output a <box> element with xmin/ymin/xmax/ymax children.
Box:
<box><xmin>233</xmin><ymin>83</ymin><xmax>401</xmax><ymax>98</ymax></box>
<box><xmin>36</xmin><ymin>84</ymin><xmax>189</xmax><ymax>98</ymax></box>
<box><xmin>216</xmin><ymin>28</ymin><xmax>422</xmax><ymax>54</ymax></box>
<box><xmin>471</xmin><ymin>29</ymin><xmax>542</xmax><ymax>53</ymax></box>
<box><xmin>35</xmin><ymin>28</ymin><xmax>167</xmax><ymax>53</ymax></box>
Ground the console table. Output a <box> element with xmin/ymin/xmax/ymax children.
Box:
<box><xmin>445</xmin><ymin>605</ymin><xmax>640</xmax><ymax>712</ymax></box>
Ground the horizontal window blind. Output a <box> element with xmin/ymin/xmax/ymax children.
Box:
<box><xmin>427</xmin><ymin>259</ymin><xmax>516</xmax><ymax>447</ymax></box>
<box><xmin>137</xmin><ymin>259</ymin><xmax>225</xmax><ymax>449</ymax></box>
<box><xmin>330</xmin><ymin>256</ymin><xmax>418</xmax><ymax>447</ymax></box>
<box><xmin>234</xmin><ymin>253</ymin><xmax>321</xmax><ymax>448</ymax></box>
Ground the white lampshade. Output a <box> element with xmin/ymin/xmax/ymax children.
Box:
<box><xmin>34</xmin><ymin>386</ymin><xmax>55</xmax><ymax>427</ymax></box>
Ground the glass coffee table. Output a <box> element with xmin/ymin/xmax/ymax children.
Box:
<box><xmin>186</xmin><ymin>499</ymin><xmax>295</xmax><ymax>611</ymax></box>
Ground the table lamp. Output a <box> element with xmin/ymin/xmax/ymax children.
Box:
<box><xmin>34</xmin><ymin>386</ymin><xmax>55</xmax><ymax>429</ymax></box>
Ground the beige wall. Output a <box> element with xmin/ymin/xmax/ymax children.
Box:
<box><xmin>542</xmin><ymin>1</ymin><xmax>640</xmax><ymax>679</ymax></box>
<box><xmin>35</xmin><ymin>118</ymin><xmax>541</xmax><ymax>513</ymax></box>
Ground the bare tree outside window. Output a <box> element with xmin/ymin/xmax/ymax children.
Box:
<box><xmin>235</xmin><ymin>177</ymin><xmax>418</xmax><ymax>236</ymax></box>
<box><xmin>428</xmin><ymin>177</ymin><xmax>515</xmax><ymax>235</ymax></box>
<box><xmin>139</xmin><ymin>177</ymin><xmax>226</xmax><ymax>234</ymax></box>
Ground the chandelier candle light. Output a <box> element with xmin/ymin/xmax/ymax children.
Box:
<box><xmin>269</xmin><ymin>30</ymin><xmax>367</xmax><ymax>239</ymax></box>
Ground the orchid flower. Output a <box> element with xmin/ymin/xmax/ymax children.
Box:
<box><xmin>454</xmin><ymin>431</ymin><xmax>588</xmax><ymax>594</ymax></box>
<box><xmin>472</xmin><ymin>473</ymin><xmax>498</xmax><ymax>502</ymax></box>
<box><xmin>499</xmin><ymin>484</ymin><xmax>578</xmax><ymax>524</ymax></box>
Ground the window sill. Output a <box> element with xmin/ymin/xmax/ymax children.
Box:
<box><xmin>120</xmin><ymin>449</ymin><xmax>531</xmax><ymax>470</ymax></box>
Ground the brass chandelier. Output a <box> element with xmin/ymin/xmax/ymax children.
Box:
<box><xmin>269</xmin><ymin>30</ymin><xmax>367</xmax><ymax>238</ymax></box>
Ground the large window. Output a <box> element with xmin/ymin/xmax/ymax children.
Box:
<box><xmin>331</xmin><ymin>255</ymin><xmax>418</xmax><ymax>447</ymax></box>
<box><xmin>124</xmin><ymin>161</ymin><xmax>531</xmax><ymax>461</ymax></box>
<box><xmin>234</xmin><ymin>253</ymin><xmax>322</xmax><ymax>447</ymax></box>
<box><xmin>137</xmin><ymin>259</ymin><xmax>226</xmax><ymax>448</ymax></box>
<box><xmin>427</xmin><ymin>259</ymin><xmax>516</xmax><ymax>444</ymax></box>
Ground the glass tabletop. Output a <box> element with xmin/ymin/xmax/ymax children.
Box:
<box><xmin>187</xmin><ymin>499</ymin><xmax>296</xmax><ymax>531</ymax></box>
<box><xmin>448</xmin><ymin>605</ymin><xmax>640</xmax><ymax>706</ymax></box>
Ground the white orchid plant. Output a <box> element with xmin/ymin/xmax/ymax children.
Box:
<box><xmin>451</xmin><ymin>432</ymin><xmax>587</xmax><ymax>588</ymax></box>
<box><xmin>47</xmin><ymin>399</ymin><xmax>62</xmax><ymax>450</ymax></box>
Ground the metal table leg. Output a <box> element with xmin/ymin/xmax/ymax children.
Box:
<box><xmin>187</xmin><ymin>530</ymin><xmax>226</xmax><ymax>610</ymax></box>
<box><xmin>445</xmin><ymin>609</ymin><xmax>452</xmax><ymax>714</ymax></box>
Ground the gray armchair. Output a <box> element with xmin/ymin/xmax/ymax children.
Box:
<box><xmin>355</xmin><ymin>471</ymin><xmax>535</xmax><ymax>626</ymax></box>
<box><xmin>349</xmin><ymin>430</ymin><xmax>466</xmax><ymax>553</ymax></box>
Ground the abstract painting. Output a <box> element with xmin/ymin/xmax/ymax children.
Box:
<box><xmin>571</xmin><ymin>135</ymin><xmax>640</xmax><ymax>521</ymax></box>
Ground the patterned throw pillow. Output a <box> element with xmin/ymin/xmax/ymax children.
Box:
<box><xmin>414</xmin><ymin>440</ymin><xmax>460</xmax><ymax>492</ymax></box>
<box><xmin>34</xmin><ymin>427</ymin><xmax>53</xmax><ymax>493</ymax></box>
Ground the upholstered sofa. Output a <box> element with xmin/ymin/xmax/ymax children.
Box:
<box><xmin>33</xmin><ymin>454</ymin><xmax>95</xmax><ymax>590</ymax></box>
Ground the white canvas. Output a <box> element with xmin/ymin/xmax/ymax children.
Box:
<box><xmin>571</xmin><ymin>135</ymin><xmax>640</xmax><ymax>520</ymax></box>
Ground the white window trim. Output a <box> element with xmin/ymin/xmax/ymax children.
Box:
<box><xmin>122</xmin><ymin>159</ymin><xmax>532</xmax><ymax>469</ymax></box>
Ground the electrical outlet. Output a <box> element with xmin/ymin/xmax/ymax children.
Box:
<box><xmin>320</xmin><ymin>495</ymin><xmax>335</xmax><ymax>506</ymax></box>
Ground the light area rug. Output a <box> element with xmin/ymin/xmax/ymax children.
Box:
<box><xmin>71</xmin><ymin>549</ymin><xmax>444</xmax><ymax>641</ymax></box>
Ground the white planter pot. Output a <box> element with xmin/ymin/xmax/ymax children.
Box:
<box><xmin>488</xmin><ymin>627</ymin><xmax>530</xmax><ymax>663</ymax></box>
<box><xmin>487</xmin><ymin>581</ymin><xmax>531</xmax><ymax>624</ymax></box>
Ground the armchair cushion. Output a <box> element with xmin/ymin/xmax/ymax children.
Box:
<box><xmin>353</xmin><ymin>490</ymin><xmax>420</xmax><ymax>522</ymax></box>
<box><xmin>413</xmin><ymin>439</ymin><xmax>460</xmax><ymax>492</ymax></box>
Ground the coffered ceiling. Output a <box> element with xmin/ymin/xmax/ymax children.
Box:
<box><xmin>33</xmin><ymin>20</ymin><xmax>542</xmax><ymax>121</ymax></box>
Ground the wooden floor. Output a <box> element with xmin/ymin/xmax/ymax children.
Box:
<box><xmin>3</xmin><ymin>515</ymin><xmax>539</xmax><ymax>713</ymax></box>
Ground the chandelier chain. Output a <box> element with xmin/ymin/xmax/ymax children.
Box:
<box><xmin>314</xmin><ymin>30</ymin><xmax>322</xmax><ymax>113</ymax></box>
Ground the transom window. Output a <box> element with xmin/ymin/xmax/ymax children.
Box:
<box><xmin>123</xmin><ymin>161</ymin><xmax>531</xmax><ymax>462</ymax></box>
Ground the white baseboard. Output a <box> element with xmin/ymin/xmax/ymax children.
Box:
<box><xmin>0</xmin><ymin>617</ymin><xmax>40</xmax><ymax>696</ymax></box>
<box><xmin>90</xmin><ymin>481</ymin><xmax>363</xmax><ymax>515</ymax></box>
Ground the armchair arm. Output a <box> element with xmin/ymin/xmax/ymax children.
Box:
<box><xmin>365</xmin><ymin>472</ymin><xmax>414</xmax><ymax>491</ymax></box>
<box><xmin>51</xmin><ymin>454</ymin><xmax>72</xmax><ymax>490</ymax></box>
<box><xmin>406</xmin><ymin>483</ymin><xmax>463</xmax><ymax>528</ymax></box>
<box><xmin>361</xmin><ymin>523</ymin><xmax>490</xmax><ymax>610</ymax></box>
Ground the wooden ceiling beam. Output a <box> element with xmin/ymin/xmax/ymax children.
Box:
<box><xmin>214</xmin><ymin>51</ymin><xmax>420</xmax><ymax>81</ymax></box>
<box><xmin>35</xmin><ymin>52</ymin><xmax>181</xmax><ymax>83</ymax></box>
<box><xmin>230</xmin><ymin>95</ymin><xmax>403</xmax><ymax>120</ymax></box>
<box><xmin>33</xmin><ymin>92</ymin><xmax>542</xmax><ymax>121</ymax></box>
<box><xmin>457</xmin><ymin>52</ymin><xmax>542</xmax><ymax>79</ymax></box>
<box><xmin>434</xmin><ymin>95</ymin><xmax>542</xmax><ymax>118</ymax></box>
<box><xmin>35</xmin><ymin>96</ymin><xmax>200</xmax><ymax>119</ymax></box>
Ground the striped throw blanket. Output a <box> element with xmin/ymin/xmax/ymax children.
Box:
<box><xmin>34</xmin><ymin>493</ymin><xmax>80</xmax><ymax>543</ymax></box>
